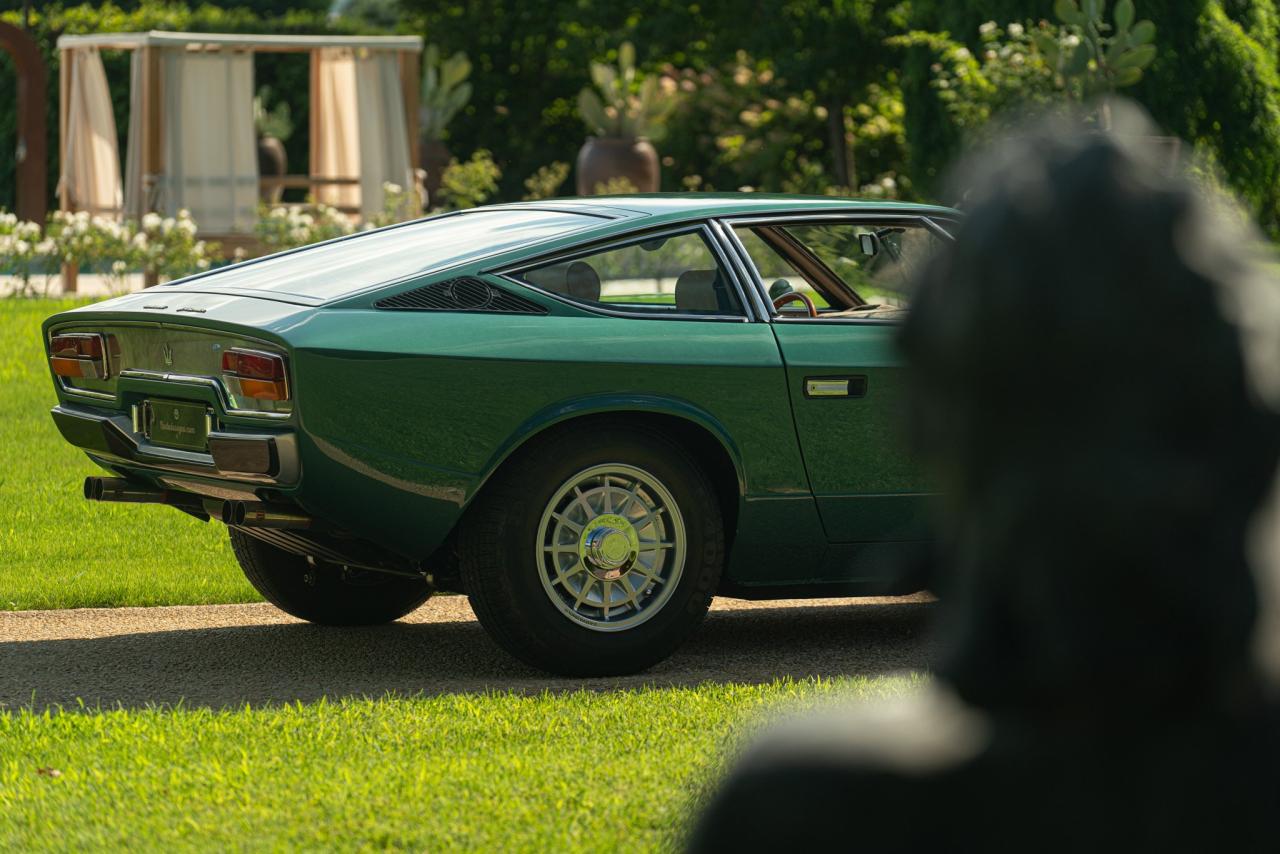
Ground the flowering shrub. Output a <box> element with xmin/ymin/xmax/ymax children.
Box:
<box><xmin>132</xmin><ymin>210</ymin><xmax>216</xmax><ymax>281</ymax></box>
<box><xmin>255</xmin><ymin>202</ymin><xmax>355</xmax><ymax>252</ymax></box>
<box><xmin>367</xmin><ymin>182</ymin><xmax>423</xmax><ymax>229</ymax></box>
<box><xmin>1</xmin><ymin>209</ymin><xmax>218</xmax><ymax>296</ymax></box>
<box><xmin>0</xmin><ymin>212</ymin><xmax>49</xmax><ymax>296</ymax></box>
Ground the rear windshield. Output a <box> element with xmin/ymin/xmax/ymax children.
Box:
<box><xmin>160</xmin><ymin>209</ymin><xmax>603</xmax><ymax>304</ymax></box>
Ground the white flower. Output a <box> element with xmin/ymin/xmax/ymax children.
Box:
<box><xmin>177</xmin><ymin>208</ymin><xmax>192</xmax><ymax>220</ymax></box>
<box><xmin>14</xmin><ymin>240</ymin><xmax>30</xmax><ymax>255</ymax></box>
<box><xmin>1011</xmin><ymin>52</ymin><xmax>1025</xmax><ymax>65</ymax></box>
<box><xmin>954</xmin><ymin>47</ymin><xmax>972</xmax><ymax>61</ymax></box>
<box><xmin>196</xmin><ymin>258</ymin><xmax>210</xmax><ymax>270</ymax></box>
<box><xmin>1008</xmin><ymin>22</ymin><xmax>1025</xmax><ymax>38</ymax></box>
<box><xmin>178</xmin><ymin>218</ymin><xmax>197</xmax><ymax>236</ymax></box>
<box><xmin>271</xmin><ymin>206</ymin><xmax>287</xmax><ymax>218</ymax></box>
<box><xmin>1064</xmin><ymin>33</ymin><xmax>1081</xmax><ymax>47</ymax></box>
<box><xmin>161</xmin><ymin>218</ymin><xmax>175</xmax><ymax>234</ymax></box>
<box><xmin>111</xmin><ymin>260</ymin><xmax>127</xmax><ymax>274</ymax></box>
<box><xmin>36</xmin><ymin>239</ymin><xmax>55</xmax><ymax>255</ymax></box>
<box><xmin>132</xmin><ymin>232</ymin><xmax>149</xmax><ymax>248</ymax></box>
<box><xmin>382</xmin><ymin>182</ymin><xmax>402</xmax><ymax>195</ymax></box>
<box><xmin>142</xmin><ymin>212</ymin><xmax>162</xmax><ymax>230</ymax></box>
<box><xmin>979</xmin><ymin>21</ymin><xmax>997</xmax><ymax>35</ymax></box>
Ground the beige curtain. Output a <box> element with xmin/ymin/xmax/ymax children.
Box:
<box><xmin>160</xmin><ymin>48</ymin><xmax>257</xmax><ymax>233</ymax></box>
<box><xmin>122</xmin><ymin>50</ymin><xmax>144</xmax><ymax>221</ymax></box>
<box><xmin>313</xmin><ymin>48</ymin><xmax>361</xmax><ymax>211</ymax></box>
<box><xmin>314</xmin><ymin>48</ymin><xmax>413</xmax><ymax>220</ymax></box>
<box><xmin>61</xmin><ymin>48</ymin><xmax>123</xmax><ymax>217</ymax></box>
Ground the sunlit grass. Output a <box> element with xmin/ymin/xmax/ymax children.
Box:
<box><xmin>0</xmin><ymin>677</ymin><xmax>919</xmax><ymax>851</ymax></box>
<box><xmin>0</xmin><ymin>298</ymin><xmax>256</xmax><ymax>610</ymax></box>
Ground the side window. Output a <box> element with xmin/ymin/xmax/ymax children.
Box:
<box><xmin>516</xmin><ymin>230</ymin><xmax>743</xmax><ymax>316</ymax></box>
<box><xmin>734</xmin><ymin>227</ymin><xmax>831</xmax><ymax>308</ymax></box>
<box><xmin>784</xmin><ymin>223</ymin><xmax>940</xmax><ymax>308</ymax></box>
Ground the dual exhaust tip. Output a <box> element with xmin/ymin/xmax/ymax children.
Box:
<box><xmin>83</xmin><ymin>476</ymin><xmax>310</xmax><ymax>529</ymax></box>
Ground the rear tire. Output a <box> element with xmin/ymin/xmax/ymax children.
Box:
<box><xmin>460</xmin><ymin>424</ymin><xmax>725</xmax><ymax>676</ymax></box>
<box><xmin>229</xmin><ymin>529</ymin><xmax>432</xmax><ymax>625</ymax></box>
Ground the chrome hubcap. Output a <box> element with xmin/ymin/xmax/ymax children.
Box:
<box><xmin>537</xmin><ymin>464</ymin><xmax>686</xmax><ymax>632</ymax></box>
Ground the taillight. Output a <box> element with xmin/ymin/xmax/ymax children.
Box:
<box><xmin>49</xmin><ymin>332</ymin><xmax>111</xmax><ymax>379</ymax></box>
<box><xmin>222</xmin><ymin>348</ymin><xmax>289</xmax><ymax>401</ymax></box>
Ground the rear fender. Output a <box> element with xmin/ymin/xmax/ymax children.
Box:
<box><xmin>470</xmin><ymin>393</ymin><xmax>747</xmax><ymax>505</ymax></box>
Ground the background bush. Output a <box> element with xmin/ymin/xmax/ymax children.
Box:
<box><xmin>5</xmin><ymin>1</ymin><xmax>1280</xmax><ymax>234</ymax></box>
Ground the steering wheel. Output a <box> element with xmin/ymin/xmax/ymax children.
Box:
<box><xmin>772</xmin><ymin>290</ymin><xmax>818</xmax><ymax>318</ymax></box>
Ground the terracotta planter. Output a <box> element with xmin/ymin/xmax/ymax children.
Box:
<box><xmin>257</xmin><ymin>135</ymin><xmax>287</xmax><ymax>202</ymax></box>
<box><xmin>419</xmin><ymin>138</ymin><xmax>452</xmax><ymax>205</ymax></box>
<box><xmin>575</xmin><ymin>137</ymin><xmax>659</xmax><ymax>195</ymax></box>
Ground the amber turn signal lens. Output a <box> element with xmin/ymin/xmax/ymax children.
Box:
<box><xmin>222</xmin><ymin>348</ymin><xmax>289</xmax><ymax>401</ymax></box>
<box><xmin>48</xmin><ymin>332</ymin><xmax>109</xmax><ymax>379</ymax></box>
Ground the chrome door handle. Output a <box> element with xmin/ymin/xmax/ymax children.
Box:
<box><xmin>804</xmin><ymin>376</ymin><xmax>868</xmax><ymax>398</ymax></box>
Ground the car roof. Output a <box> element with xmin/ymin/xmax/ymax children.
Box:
<box><xmin>483</xmin><ymin>193</ymin><xmax>956</xmax><ymax>222</ymax></box>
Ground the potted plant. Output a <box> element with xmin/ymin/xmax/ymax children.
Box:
<box><xmin>576</xmin><ymin>42</ymin><xmax>676</xmax><ymax>195</ymax></box>
<box><xmin>254</xmin><ymin>87</ymin><xmax>293</xmax><ymax>203</ymax></box>
<box><xmin>419</xmin><ymin>44</ymin><xmax>473</xmax><ymax>203</ymax></box>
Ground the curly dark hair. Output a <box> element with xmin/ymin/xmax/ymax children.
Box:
<box><xmin>900</xmin><ymin>106</ymin><xmax>1280</xmax><ymax>717</ymax></box>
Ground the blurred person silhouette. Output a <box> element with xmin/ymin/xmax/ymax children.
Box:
<box><xmin>688</xmin><ymin>102</ymin><xmax>1280</xmax><ymax>852</ymax></box>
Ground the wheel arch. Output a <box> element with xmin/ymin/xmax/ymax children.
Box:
<box><xmin>467</xmin><ymin>395</ymin><xmax>745</xmax><ymax>546</ymax></box>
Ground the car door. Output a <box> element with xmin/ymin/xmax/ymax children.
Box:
<box><xmin>722</xmin><ymin>215</ymin><xmax>944</xmax><ymax>544</ymax></box>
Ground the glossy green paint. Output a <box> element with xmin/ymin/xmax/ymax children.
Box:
<box><xmin>42</xmin><ymin>195</ymin><xmax>956</xmax><ymax>594</ymax></box>
<box><xmin>770</xmin><ymin>320</ymin><xmax>931</xmax><ymax>543</ymax></box>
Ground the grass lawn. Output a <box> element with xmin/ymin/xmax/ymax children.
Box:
<box><xmin>0</xmin><ymin>677</ymin><xmax>916</xmax><ymax>850</ymax></box>
<box><xmin>0</xmin><ymin>298</ymin><xmax>257</xmax><ymax>610</ymax></box>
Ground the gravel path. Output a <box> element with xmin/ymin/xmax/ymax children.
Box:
<box><xmin>0</xmin><ymin>594</ymin><xmax>936</xmax><ymax>711</ymax></box>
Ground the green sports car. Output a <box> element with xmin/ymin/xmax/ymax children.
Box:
<box><xmin>44</xmin><ymin>194</ymin><xmax>955</xmax><ymax>675</ymax></box>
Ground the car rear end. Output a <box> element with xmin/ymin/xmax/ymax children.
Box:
<box><xmin>44</xmin><ymin>290</ymin><xmax>305</xmax><ymax>522</ymax></box>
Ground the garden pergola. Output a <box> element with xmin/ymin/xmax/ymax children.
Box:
<box><xmin>56</xmin><ymin>30</ymin><xmax>423</xmax><ymax>287</ymax></box>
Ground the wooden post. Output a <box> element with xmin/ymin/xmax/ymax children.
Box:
<box><xmin>0</xmin><ymin>22</ymin><xmax>48</xmax><ymax>225</ymax></box>
<box><xmin>59</xmin><ymin>47</ymin><xmax>76</xmax><ymax>294</ymax></box>
<box><xmin>309</xmin><ymin>48</ymin><xmax>320</xmax><ymax>202</ymax></box>
<box><xmin>141</xmin><ymin>45</ymin><xmax>163</xmax><ymax>288</ymax></box>
<box><xmin>400</xmin><ymin>49</ymin><xmax>420</xmax><ymax>176</ymax></box>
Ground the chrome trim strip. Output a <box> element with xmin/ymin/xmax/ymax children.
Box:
<box><xmin>492</xmin><ymin>222</ymin><xmax>753</xmax><ymax>323</ymax></box>
<box><xmin>710</xmin><ymin>219</ymin><xmax>774</xmax><ymax>322</ymax></box>
<box><xmin>119</xmin><ymin>370</ymin><xmax>293</xmax><ymax>420</ymax></box>
<box><xmin>61</xmin><ymin>384</ymin><xmax>117</xmax><ymax>401</ymax></box>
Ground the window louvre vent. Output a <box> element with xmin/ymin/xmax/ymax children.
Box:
<box><xmin>374</xmin><ymin>277</ymin><xmax>547</xmax><ymax>314</ymax></box>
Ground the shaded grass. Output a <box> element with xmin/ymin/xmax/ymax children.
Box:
<box><xmin>0</xmin><ymin>677</ymin><xmax>918</xmax><ymax>851</ymax></box>
<box><xmin>0</xmin><ymin>299</ymin><xmax>257</xmax><ymax>610</ymax></box>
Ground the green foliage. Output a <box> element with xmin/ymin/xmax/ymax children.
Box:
<box><xmin>661</xmin><ymin>53</ymin><xmax>910</xmax><ymax>196</ymax></box>
<box><xmin>577</xmin><ymin>41</ymin><xmax>678</xmax><ymax>140</ymax></box>
<box><xmin>1046</xmin><ymin>0</ymin><xmax>1157</xmax><ymax>98</ymax></box>
<box><xmin>522</xmin><ymin>161</ymin><xmax>570</xmax><ymax>200</ymax></box>
<box><xmin>435</xmin><ymin>149</ymin><xmax>501</xmax><ymax>210</ymax></box>
<box><xmin>419</xmin><ymin>42</ymin><xmax>472</xmax><ymax>142</ymax></box>
<box><xmin>252</xmin><ymin>86</ymin><xmax>293</xmax><ymax>141</ymax></box>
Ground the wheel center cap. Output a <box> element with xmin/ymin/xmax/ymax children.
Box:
<box><xmin>579</xmin><ymin>514</ymin><xmax>640</xmax><ymax>580</ymax></box>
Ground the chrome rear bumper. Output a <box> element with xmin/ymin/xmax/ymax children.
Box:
<box><xmin>51</xmin><ymin>404</ymin><xmax>298</xmax><ymax>485</ymax></box>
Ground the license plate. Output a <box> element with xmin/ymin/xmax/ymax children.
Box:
<box><xmin>146</xmin><ymin>399</ymin><xmax>209</xmax><ymax>451</ymax></box>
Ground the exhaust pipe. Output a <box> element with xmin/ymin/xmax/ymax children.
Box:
<box><xmin>85</xmin><ymin>476</ymin><xmax>170</xmax><ymax>504</ymax></box>
<box><xmin>83</xmin><ymin>476</ymin><xmax>219</xmax><ymax>518</ymax></box>
<box><xmin>221</xmin><ymin>500</ymin><xmax>312</xmax><ymax>530</ymax></box>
